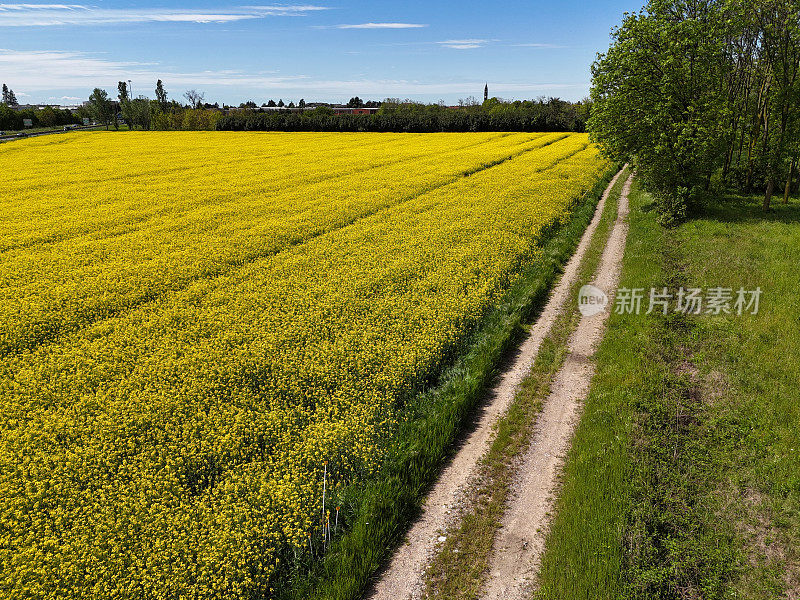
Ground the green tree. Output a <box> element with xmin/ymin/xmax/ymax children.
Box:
<box><xmin>38</xmin><ymin>106</ymin><xmax>59</xmax><ymax>128</ymax></box>
<box><xmin>592</xmin><ymin>0</ymin><xmax>800</xmax><ymax>215</ymax></box>
<box><xmin>117</xmin><ymin>81</ymin><xmax>129</xmax><ymax>103</ymax></box>
<box><xmin>756</xmin><ymin>0</ymin><xmax>800</xmax><ymax>210</ymax></box>
<box><xmin>118</xmin><ymin>81</ymin><xmax>134</xmax><ymax>129</ymax></box>
<box><xmin>129</xmin><ymin>97</ymin><xmax>152</xmax><ymax>130</ymax></box>
<box><xmin>155</xmin><ymin>79</ymin><xmax>168</xmax><ymax>112</ymax></box>
<box><xmin>589</xmin><ymin>0</ymin><xmax>731</xmax><ymax>224</ymax></box>
<box><xmin>0</xmin><ymin>103</ymin><xmax>21</xmax><ymax>129</ymax></box>
<box><xmin>2</xmin><ymin>84</ymin><xmax>18</xmax><ymax>107</ymax></box>
<box><xmin>88</xmin><ymin>88</ymin><xmax>114</xmax><ymax>130</ymax></box>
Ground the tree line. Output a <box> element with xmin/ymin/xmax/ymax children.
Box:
<box><xmin>83</xmin><ymin>82</ymin><xmax>222</xmax><ymax>131</ymax></box>
<box><xmin>0</xmin><ymin>81</ymin><xmax>221</xmax><ymax>132</ymax></box>
<box><xmin>216</xmin><ymin>98</ymin><xmax>591</xmax><ymax>133</ymax></box>
<box><xmin>1</xmin><ymin>83</ymin><xmax>84</xmax><ymax>130</ymax></box>
<box><xmin>0</xmin><ymin>103</ymin><xmax>82</xmax><ymax>131</ymax></box>
<box><xmin>235</xmin><ymin>98</ymin><xmax>379</xmax><ymax>109</ymax></box>
<box><xmin>591</xmin><ymin>0</ymin><xmax>800</xmax><ymax>221</ymax></box>
<box><xmin>3</xmin><ymin>79</ymin><xmax>589</xmax><ymax>136</ymax></box>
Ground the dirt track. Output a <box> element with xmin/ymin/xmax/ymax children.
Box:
<box><xmin>480</xmin><ymin>173</ymin><xmax>632</xmax><ymax>600</ymax></box>
<box><xmin>367</xmin><ymin>169</ymin><xmax>628</xmax><ymax>600</ymax></box>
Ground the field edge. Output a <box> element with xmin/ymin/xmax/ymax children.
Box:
<box><xmin>287</xmin><ymin>164</ymin><xmax>620</xmax><ymax>600</ymax></box>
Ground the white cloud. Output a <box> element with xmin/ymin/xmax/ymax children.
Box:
<box><xmin>0</xmin><ymin>49</ymin><xmax>587</xmax><ymax>99</ymax></box>
<box><xmin>0</xmin><ymin>4</ymin><xmax>328</xmax><ymax>26</ymax></box>
<box><xmin>242</xmin><ymin>4</ymin><xmax>328</xmax><ymax>10</ymax></box>
<box><xmin>437</xmin><ymin>39</ymin><xmax>489</xmax><ymax>50</ymax></box>
<box><xmin>0</xmin><ymin>49</ymin><xmax>308</xmax><ymax>88</ymax></box>
<box><xmin>334</xmin><ymin>22</ymin><xmax>427</xmax><ymax>29</ymax></box>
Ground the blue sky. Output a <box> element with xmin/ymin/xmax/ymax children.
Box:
<box><xmin>0</xmin><ymin>1</ymin><xmax>642</xmax><ymax>105</ymax></box>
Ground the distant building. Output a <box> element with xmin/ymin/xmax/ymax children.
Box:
<box><xmin>9</xmin><ymin>104</ymin><xmax>62</xmax><ymax>111</ymax></box>
<box><xmin>332</xmin><ymin>107</ymin><xmax>379</xmax><ymax>115</ymax></box>
<box><xmin>10</xmin><ymin>103</ymin><xmax>83</xmax><ymax>111</ymax></box>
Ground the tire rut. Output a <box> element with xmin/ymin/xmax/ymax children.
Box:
<box><xmin>479</xmin><ymin>174</ymin><xmax>632</xmax><ymax>600</ymax></box>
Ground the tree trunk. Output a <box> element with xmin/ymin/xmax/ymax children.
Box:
<box><xmin>723</xmin><ymin>142</ymin><xmax>734</xmax><ymax>179</ymax></box>
<box><xmin>735</xmin><ymin>120</ymin><xmax>747</xmax><ymax>171</ymax></box>
<box><xmin>745</xmin><ymin>142</ymin><xmax>755</xmax><ymax>192</ymax></box>
<box><xmin>785</xmin><ymin>156</ymin><xmax>797</xmax><ymax>204</ymax></box>
<box><xmin>764</xmin><ymin>177</ymin><xmax>775</xmax><ymax>211</ymax></box>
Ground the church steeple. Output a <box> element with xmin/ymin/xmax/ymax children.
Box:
<box><xmin>484</xmin><ymin>82</ymin><xmax>488</xmax><ymax>102</ymax></box>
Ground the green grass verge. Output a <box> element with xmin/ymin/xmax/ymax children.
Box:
<box><xmin>421</xmin><ymin>168</ymin><xmax>629</xmax><ymax>600</ymax></box>
<box><xmin>676</xmin><ymin>190</ymin><xmax>800</xmax><ymax>598</ymax></box>
<box><xmin>285</xmin><ymin>165</ymin><xmax>621</xmax><ymax>600</ymax></box>
<box><xmin>534</xmin><ymin>181</ymin><xmax>800</xmax><ymax>599</ymax></box>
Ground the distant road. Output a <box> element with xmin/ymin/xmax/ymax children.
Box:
<box><xmin>0</xmin><ymin>124</ymin><xmax>107</xmax><ymax>144</ymax></box>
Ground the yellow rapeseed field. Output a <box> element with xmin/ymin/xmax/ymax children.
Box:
<box><xmin>0</xmin><ymin>131</ymin><xmax>609</xmax><ymax>598</ymax></box>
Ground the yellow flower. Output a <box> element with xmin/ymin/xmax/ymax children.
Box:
<box><xmin>0</xmin><ymin>131</ymin><xmax>608</xmax><ymax>599</ymax></box>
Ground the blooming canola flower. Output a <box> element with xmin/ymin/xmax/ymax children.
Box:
<box><xmin>0</xmin><ymin>131</ymin><xmax>609</xmax><ymax>598</ymax></box>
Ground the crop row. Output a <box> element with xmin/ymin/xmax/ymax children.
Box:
<box><xmin>0</xmin><ymin>133</ymin><xmax>608</xmax><ymax>599</ymax></box>
<box><xmin>1</xmin><ymin>132</ymin><xmax>554</xmax><ymax>250</ymax></box>
<box><xmin>0</xmin><ymin>132</ymin><xmax>579</xmax><ymax>356</ymax></box>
